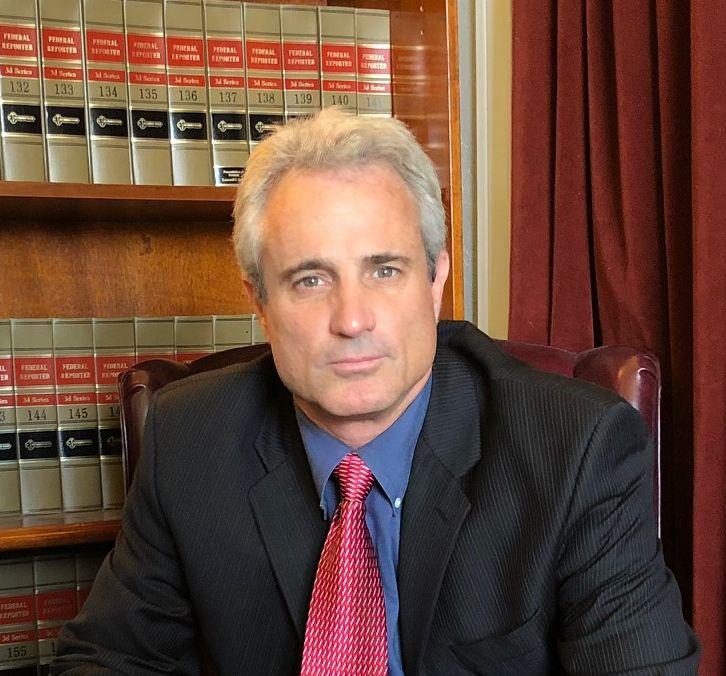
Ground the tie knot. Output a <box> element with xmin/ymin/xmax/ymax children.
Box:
<box><xmin>334</xmin><ymin>454</ymin><xmax>374</xmax><ymax>502</ymax></box>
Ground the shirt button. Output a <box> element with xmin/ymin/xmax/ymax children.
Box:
<box><xmin>394</xmin><ymin>497</ymin><xmax>402</xmax><ymax>509</ymax></box>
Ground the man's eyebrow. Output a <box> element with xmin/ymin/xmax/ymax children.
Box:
<box><xmin>280</xmin><ymin>258</ymin><xmax>335</xmax><ymax>281</ymax></box>
<box><xmin>365</xmin><ymin>253</ymin><xmax>413</xmax><ymax>266</ymax></box>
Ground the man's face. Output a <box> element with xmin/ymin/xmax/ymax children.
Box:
<box><xmin>249</xmin><ymin>164</ymin><xmax>449</xmax><ymax>434</ymax></box>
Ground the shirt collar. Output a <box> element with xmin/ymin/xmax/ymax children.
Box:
<box><xmin>296</xmin><ymin>376</ymin><xmax>432</xmax><ymax>515</ymax></box>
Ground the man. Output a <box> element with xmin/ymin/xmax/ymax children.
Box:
<box><xmin>53</xmin><ymin>109</ymin><xmax>698</xmax><ymax>674</ymax></box>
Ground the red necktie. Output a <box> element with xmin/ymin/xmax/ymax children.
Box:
<box><xmin>301</xmin><ymin>453</ymin><xmax>388</xmax><ymax>675</ymax></box>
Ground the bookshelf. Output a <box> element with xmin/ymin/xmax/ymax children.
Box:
<box><xmin>0</xmin><ymin>0</ymin><xmax>463</xmax><ymax>552</ymax></box>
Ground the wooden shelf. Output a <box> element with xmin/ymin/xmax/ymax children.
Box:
<box><xmin>0</xmin><ymin>182</ymin><xmax>236</xmax><ymax>223</ymax></box>
<box><xmin>0</xmin><ymin>511</ymin><xmax>121</xmax><ymax>552</ymax></box>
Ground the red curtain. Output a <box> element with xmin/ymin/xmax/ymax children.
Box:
<box><xmin>510</xmin><ymin>1</ymin><xmax>725</xmax><ymax>672</ymax></box>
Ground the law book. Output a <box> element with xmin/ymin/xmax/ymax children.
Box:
<box><xmin>174</xmin><ymin>315</ymin><xmax>213</xmax><ymax>364</ymax></box>
<box><xmin>83</xmin><ymin>0</ymin><xmax>132</xmax><ymax>184</ymax></box>
<box><xmin>355</xmin><ymin>8</ymin><xmax>391</xmax><ymax>118</ymax></box>
<box><xmin>0</xmin><ymin>319</ymin><xmax>21</xmax><ymax>516</ymax></box>
<box><xmin>92</xmin><ymin>317</ymin><xmax>134</xmax><ymax>510</ymax></box>
<box><xmin>75</xmin><ymin>549</ymin><xmax>106</xmax><ymax>610</ymax></box>
<box><xmin>213</xmin><ymin>314</ymin><xmax>252</xmax><ymax>352</ymax></box>
<box><xmin>164</xmin><ymin>0</ymin><xmax>212</xmax><ymax>186</ymax></box>
<box><xmin>38</xmin><ymin>0</ymin><xmax>91</xmax><ymax>183</ymax></box>
<box><xmin>11</xmin><ymin>319</ymin><xmax>62</xmax><ymax>515</ymax></box>
<box><xmin>0</xmin><ymin>0</ymin><xmax>47</xmax><ymax>181</ymax></box>
<box><xmin>318</xmin><ymin>6</ymin><xmax>356</xmax><ymax>114</ymax></box>
<box><xmin>34</xmin><ymin>554</ymin><xmax>78</xmax><ymax>675</ymax></box>
<box><xmin>243</xmin><ymin>2</ymin><xmax>283</xmax><ymax>146</ymax></box>
<box><xmin>53</xmin><ymin>318</ymin><xmax>102</xmax><ymax>513</ymax></box>
<box><xmin>0</xmin><ymin>556</ymin><xmax>38</xmax><ymax>676</ymax></box>
<box><xmin>203</xmin><ymin>0</ymin><xmax>248</xmax><ymax>186</ymax></box>
<box><xmin>280</xmin><ymin>4</ymin><xmax>320</xmax><ymax>121</ymax></box>
<box><xmin>134</xmin><ymin>316</ymin><xmax>175</xmax><ymax>362</ymax></box>
<box><xmin>124</xmin><ymin>0</ymin><xmax>173</xmax><ymax>185</ymax></box>
<box><xmin>250</xmin><ymin>314</ymin><xmax>267</xmax><ymax>345</ymax></box>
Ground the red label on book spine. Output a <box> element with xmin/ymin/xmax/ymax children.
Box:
<box><xmin>358</xmin><ymin>81</ymin><xmax>391</xmax><ymax>94</ymax></box>
<box><xmin>0</xmin><ymin>358</ymin><xmax>13</xmax><ymax>386</ymax></box>
<box><xmin>0</xmin><ymin>394</ymin><xmax>15</xmax><ymax>406</ymax></box>
<box><xmin>38</xmin><ymin>626</ymin><xmax>61</xmax><ymax>639</ymax></box>
<box><xmin>1</xmin><ymin>63</ymin><xmax>39</xmax><ymax>78</ymax></box>
<box><xmin>0</xmin><ymin>594</ymin><xmax>34</xmax><ymax>626</ymax></box>
<box><xmin>129</xmin><ymin>70</ymin><xmax>166</xmax><ymax>85</ymax></box>
<box><xmin>285</xmin><ymin>77</ymin><xmax>318</xmax><ymax>90</ymax></box>
<box><xmin>43</xmin><ymin>66</ymin><xmax>83</xmax><ymax>81</ymax></box>
<box><xmin>59</xmin><ymin>392</ymin><xmax>96</xmax><ymax>405</ymax></box>
<box><xmin>99</xmin><ymin>391</ymin><xmax>119</xmax><ymax>405</ymax></box>
<box><xmin>36</xmin><ymin>589</ymin><xmax>77</xmax><ymax>621</ymax></box>
<box><xmin>210</xmin><ymin>75</ymin><xmax>243</xmax><ymax>88</ymax></box>
<box><xmin>0</xmin><ymin>24</ymin><xmax>38</xmax><ymax>57</ymax></box>
<box><xmin>55</xmin><ymin>356</ymin><xmax>94</xmax><ymax>384</ymax></box>
<box><xmin>246</xmin><ymin>41</ymin><xmax>281</xmax><ymax>70</ymax></box>
<box><xmin>175</xmin><ymin>351</ymin><xmax>211</xmax><ymax>365</ymax></box>
<box><xmin>126</xmin><ymin>33</ymin><xmax>165</xmax><ymax>66</ymax></box>
<box><xmin>284</xmin><ymin>43</ymin><xmax>319</xmax><ymax>71</ymax></box>
<box><xmin>357</xmin><ymin>46</ymin><xmax>391</xmax><ymax>75</ymax></box>
<box><xmin>42</xmin><ymin>28</ymin><xmax>82</xmax><ymax>62</ymax></box>
<box><xmin>18</xmin><ymin>393</ymin><xmax>57</xmax><ymax>406</ymax></box>
<box><xmin>88</xmin><ymin>67</ymin><xmax>125</xmax><ymax>82</ymax></box>
<box><xmin>321</xmin><ymin>45</ymin><xmax>355</xmax><ymax>74</ymax></box>
<box><xmin>248</xmin><ymin>76</ymin><xmax>282</xmax><ymax>90</ymax></box>
<box><xmin>0</xmin><ymin>629</ymin><xmax>37</xmax><ymax>644</ymax></box>
<box><xmin>323</xmin><ymin>80</ymin><xmax>356</xmax><ymax>93</ymax></box>
<box><xmin>14</xmin><ymin>357</ymin><xmax>55</xmax><ymax>387</ymax></box>
<box><xmin>95</xmin><ymin>356</ymin><xmax>134</xmax><ymax>385</ymax></box>
<box><xmin>86</xmin><ymin>30</ymin><xmax>125</xmax><ymax>62</ymax></box>
<box><xmin>169</xmin><ymin>73</ymin><xmax>205</xmax><ymax>87</ymax></box>
<box><xmin>207</xmin><ymin>38</ymin><xmax>242</xmax><ymax>68</ymax></box>
<box><xmin>166</xmin><ymin>36</ymin><xmax>204</xmax><ymax>67</ymax></box>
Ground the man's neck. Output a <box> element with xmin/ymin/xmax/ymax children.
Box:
<box><xmin>294</xmin><ymin>373</ymin><xmax>431</xmax><ymax>448</ymax></box>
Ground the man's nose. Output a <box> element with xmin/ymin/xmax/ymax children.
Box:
<box><xmin>329</xmin><ymin>282</ymin><xmax>376</xmax><ymax>337</ymax></box>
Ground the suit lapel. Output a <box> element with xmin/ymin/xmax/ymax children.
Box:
<box><xmin>398</xmin><ymin>345</ymin><xmax>484</xmax><ymax>675</ymax></box>
<box><xmin>248</xmin><ymin>390</ymin><xmax>327</xmax><ymax>641</ymax></box>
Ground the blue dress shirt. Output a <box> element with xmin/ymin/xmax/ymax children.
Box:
<box><xmin>296</xmin><ymin>377</ymin><xmax>431</xmax><ymax>676</ymax></box>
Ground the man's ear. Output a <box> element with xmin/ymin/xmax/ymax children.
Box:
<box><xmin>431</xmin><ymin>250</ymin><xmax>450</xmax><ymax>320</ymax></box>
<box><xmin>243</xmin><ymin>279</ymin><xmax>264</xmax><ymax>319</ymax></box>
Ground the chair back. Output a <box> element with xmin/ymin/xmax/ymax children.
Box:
<box><xmin>119</xmin><ymin>339</ymin><xmax>661</xmax><ymax>529</ymax></box>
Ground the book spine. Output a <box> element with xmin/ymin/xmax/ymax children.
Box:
<box><xmin>134</xmin><ymin>316</ymin><xmax>175</xmax><ymax>362</ymax></box>
<box><xmin>355</xmin><ymin>8</ymin><xmax>391</xmax><ymax>118</ymax></box>
<box><xmin>280</xmin><ymin>4</ymin><xmax>320</xmax><ymax>121</ymax></box>
<box><xmin>83</xmin><ymin>0</ymin><xmax>132</xmax><ymax>184</ymax></box>
<box><xmin>213</xmin><ymin>314</ymin><xmax>252</xmax><ymax>352</ymax></box>
<box><xmin>53</xmin><ymin>317</ymin><xmax>102</xmax><ymax>513</ymax></box>
<box><xmin>0</xmin><ymin>319</ymin><xmax>21</xmax><ymax>515</ymax></box>
<box><xmin>318</xmin><ymin>6</ymin><xmax>356</xmax><ymax>114</ymax></box>
<box><xmin>0</xmin><ymin>556</ymin><xmax>38</xmax><ymax>674</ymax></box>
<box><xmin>0</xmin><ymin>1</ymin><xmax>47</xmax><ymax>181</ymax></box>
<box><xmin>92</xmin><ymin>317</ymin><xmax>135</xmax><ymax>510</ymax></box>
<box><xmin>124</xmin><ymin>0</ymin><xmax>172</xmax><ymax>185</ymax></box>
<box><xmin>243</xmin><ymin>2</ymin><xmax>283</xmax><ymax>146</ymax></box>
<box><xmin>204</xmin><ymin>0</ymin><xmax>247</xmax><ymax>186</ymax></box>
<box><xmin>34</xmin><ymin>554</ymin><xmax>77</xmax><ymax>675</ymax></box>
<box><xmin>11</xmin><ymin>318</ymin><xmax>62</xmax><ymax>515</ymax></box>
<box><xmin>174</xmin><ymin>315</ymin><xmax>213</xmax><ymax>364</ymax></box>
<box><xmin>39</xmin><ymin>0</ymin><xmax>91</xmax><ymax>183</ymax></box>
<box><xmin>164</xmin><ymin>0</ymin><xmax>212</xmax><ymax>186</ymax></box>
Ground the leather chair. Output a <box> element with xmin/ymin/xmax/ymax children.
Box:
<box><xmin>118</xmin><ymin>340</ymin><xmax>661</xmax><ymax>530</ymax></box>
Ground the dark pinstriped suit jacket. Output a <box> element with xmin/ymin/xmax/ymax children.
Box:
<box><xmin>54</xmin><ymin>321</ymin><xmax>699</xmax><ymax>675</ymax></box>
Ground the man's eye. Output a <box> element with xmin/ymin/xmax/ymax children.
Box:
<box><xmin>373</xmin><ymin>265</ymin><xmax>398</xmax><ymax>279</ymax></box>
<box><xmin>294</xmin><ymin>275</ymin><xmax>324</xmax><ymax>289</ymax></box>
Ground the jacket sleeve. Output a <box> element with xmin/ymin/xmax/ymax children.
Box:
<box><xmin>555</xmin><ymin>401</ymin><xmax>700</xmax><ymax>674</ymax></box>
<box><xmin>51</xmin><ymin>398</ymin><xmax>200</xmax><ymax>675</ymax></box>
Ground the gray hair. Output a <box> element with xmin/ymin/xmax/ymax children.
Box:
<box><xmin>232</xmin><ymin>108</ymin><xmax>446</xmax><ymax>300</ymax></box>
